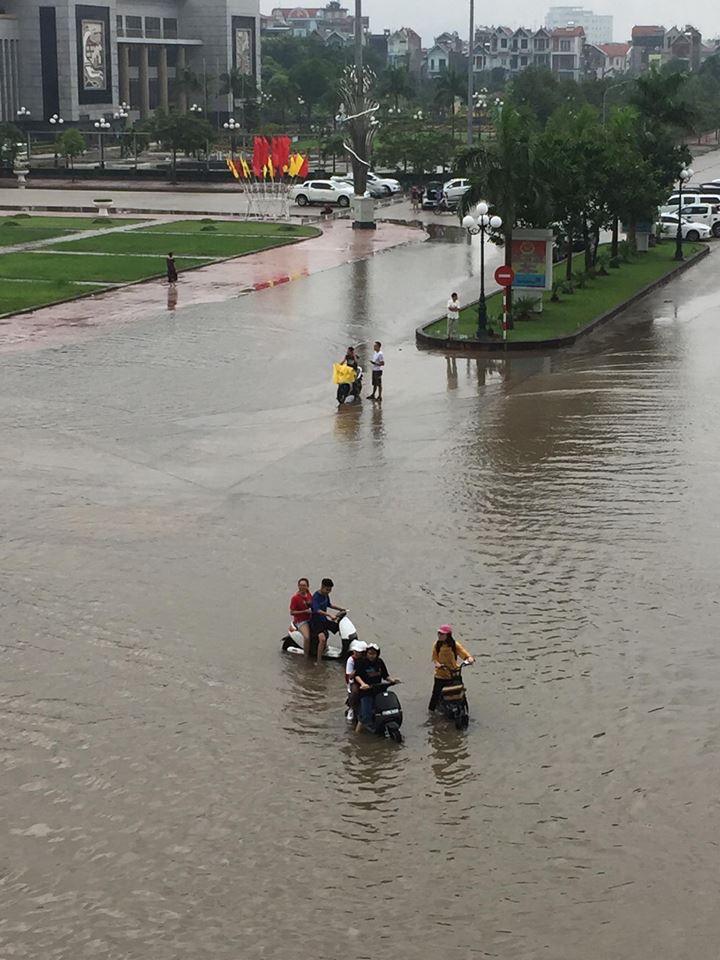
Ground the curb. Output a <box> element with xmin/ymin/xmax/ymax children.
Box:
<box><xmin>415</xmin><ymin>246</ymin><xmax>710</xmax><ymax>353</ymax></box>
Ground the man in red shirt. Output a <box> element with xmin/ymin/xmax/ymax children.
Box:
<box><xmin>289</xmin><ymin>578</ymin><xmax>313</xmax><ymax>654</ymax></box>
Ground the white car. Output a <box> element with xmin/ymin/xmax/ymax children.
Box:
<box><xmin>366</xmin><ymin>171</ymin><xmax>401</xmax><ymax>195</ymax></box>
<box><xmin>331</xmin><ymin>175</ymin><xmax>386</xmax><ymax>199</ymax></box>
<box><xmin>657</xmin><ymin>213</ymin><xmax>711</xmax><ymax>241</ymax></box>
<box><xmin>442</xmin><ymin>178</ymin><xmax>471</xmax><ymax>202</ymax></box>
<box><xmin>678</xmin><ymin>202</ymin><xmax>720</xmax><ymax>237</ymax></box>
<box><xmin>666</xmin><ymin>191</ymin><xmax>720</xmax><ymax>208</ymax></box>
<box><xmin>290</xmin><ymin>179</ymin><xmax>353</xmax><ymax>207</ymax></box>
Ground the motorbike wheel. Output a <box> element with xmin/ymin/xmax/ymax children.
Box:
<box><xmin>388</xmin><ymin>724</ymin><xmax>403</xmax><ymax>743</ymax></box>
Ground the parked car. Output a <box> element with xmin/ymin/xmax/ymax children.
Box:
<box><xmin>657</xmin><ymin>213</ymin><xmax>711</xmax><ymax>241</ymax></box>
<box><xmin>677</xmin><ymin>203</ymin><xmax>720</xmax><ymax>237</ymax></box>
<box><xmin>422</xmin><ymin>181</ymin><xmax>444</xmax><ymax>209</ymax></box>
<box><xmin>366</xmin><ymin>171</ymin><xmax>402</xmax><ymax>195</ymax></box>
<box><xmin>666</xmin><ymin>191</ymin><xmax>720</xmax><ymax>208</ymax></box>
<box><xmin>442</xmin><ymin>177</ymin><xmax>471</xmax><ymax>202</ymax></box>
<box><xmin>331</xmin><ymin>175</ymin><xmax>386</xmax><ymax>199</ymax></box>
<box><xmin>290</xmin><ymin>179</ymin><xmax>353</xmax><ymax>207</ymax></box>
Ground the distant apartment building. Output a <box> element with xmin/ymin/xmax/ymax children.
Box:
<box><xmin>262</xmin><ymin>2</ymin><xmax>368</xmax><ymax>43</ymax></box>
<box><xmin>387</xmin><ymin>27</ymin><xmax>422</xmax><ymax>75</ymax></box>
<box><xmin>628</xmin><ymin>23</ymin><xmax>704</xmax><ymax>73</ymax></box>
<box><xmin>546</xmin><ymin>6</ymin><xmax>612</xmax><ymax>45</ymax></box>
<box><xmin>550</xmin><ymin>25</ymin><xmax>586</xmax><ymax>81</ymax></box>
<box><xmin>425</xmin><ymin>31</ymin><xmax>466</xmax><ymax>78</ymax></box>
<box><xmin>585</xmin><ymin>41</ymin><xmax>630</xmax><ymax>77</ymax></box>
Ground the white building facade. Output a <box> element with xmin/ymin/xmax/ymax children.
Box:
<box><xmin>545</xmin><ymin>6</ymin><xmax>612</xmax><ymax>45</ymax></box>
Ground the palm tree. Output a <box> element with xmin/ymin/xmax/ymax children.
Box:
<box><xmin>173</xmin><ymin>67</ymin><xmax>201</xmax><ymax>112</ymax></box>
<box><xmin>434</xmin><ymin>69</ymin><xmax>466</xmax><ymax>140</ymax></box>
<box><xmin>457</xmin><ymin>105</ymin><xmax>547</xmax><ymax>319</ymax></box>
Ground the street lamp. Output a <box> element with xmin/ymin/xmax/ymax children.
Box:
<box><xmin>190</xmin><ymin>103</ymin><xmax>203</xmax><ymax>114</ymax></box>
<box><xmin>462</xmin><ymin>201</ymin><xmax>503</xmax><ymax>336</ymax></box>
<box><xmin>49</xmin><ymin>114</ymin><xmax>64</xmax><ymax>125</ymax></box>
<box><xmin>674</xmin><ymin>166</ymin><xmax>693</xmax><ymax>261</ymax></box>
<box><xmin>16</xmin><ymin>107</ymin><xmax>31</xmax><ymax>120</ymax></box>
<box><xmin>223</xmin><ymin>117</ymin><xmax>240</xmax><ymax>159</ymax></box>
<box><xmin>94</xmin><ymin>116</ymin><xmax>111</xmax><ymax>169</ymax></box>
<box><xmin>413</xmin><ymin>110</ymin><xmax>423</xmax><ymax>121</ymax></box>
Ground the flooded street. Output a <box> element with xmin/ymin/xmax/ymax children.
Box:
<box><xmin>1</xmin><ymin>221</ymin><xmax>720</xmax><ymax>959</ymax></box>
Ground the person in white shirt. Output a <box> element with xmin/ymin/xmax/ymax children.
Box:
<box><xmin>345</xmin><ymin>640</ymin><xmax>367</xmax><ymax>722</ymax></box>
<box><xmin>367</xmin><ymin>340</ymin><xmax>385</xmax><ymax>401</ymax></box>
<box><xmin>447</xmin><ymin>292</ymin><xmax>460</xmax><ymax>339</ymax></box>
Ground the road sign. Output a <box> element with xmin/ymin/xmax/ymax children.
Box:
<box><xmin>494</xmin><ymin>265</ymin><xmax>515</xmax><ymax>287</ymax></box>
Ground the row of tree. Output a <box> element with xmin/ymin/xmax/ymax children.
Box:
<box><xmin>458</xmin><ymin>68</ymin><xmax>701</xmax><ymax>314</ymax></box>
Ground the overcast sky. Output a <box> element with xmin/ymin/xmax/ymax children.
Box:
<box><xmin>360</xmin><ymin>0</ymin><xmax>720</xmax><ymax>45</ymax></box>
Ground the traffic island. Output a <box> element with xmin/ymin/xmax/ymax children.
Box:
<box><xmin>417</xmin><ymin>242</ymin><xmax>710</xmax><ymax>352</ymax></box>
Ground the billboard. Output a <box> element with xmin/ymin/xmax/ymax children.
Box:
<box><xmin>75</xmin><ymin>5</ymin><xmax>112</xmax><ymax>104</ymax></box>
<box><xmin>510</xmin><ymin>229</ymin><xmax>554</xmax><ymax>290</ymax></box>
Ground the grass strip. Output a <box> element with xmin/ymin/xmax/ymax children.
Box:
<box><xmin>423</xmin><ymin>243</ymin><xmax>704</xmax><ymax>342</ymax></box>
<box><xmin>0</xmin><ymin>252</ymin><xmax>206</xmax><ymax>283</ymax></box>
<box><xmin>48</xmin><ymin>233</ymin><xmax>299</xmax><ymax>258</ymax></box>
<box><xmin>0</xmin><ymin>279</ymin><xmax>105</xmax><ymax>314</ymax></box>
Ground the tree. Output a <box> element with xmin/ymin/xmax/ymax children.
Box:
<box><xmin>434</xmin><ymin>70</ymin><xmax>466</xmax><ymax>139</ymax></box>
<box><xmin>508</xmin><ymin>68</ymin><xmax>561</xmax><ymax>125</ymax></box>
<box><xmin>172</xmin><ymin>67</ymin><xmax>201</xmax><ymax>111</ymax></box>
<box><xmin>55</xmin><ymin>129</ymin><xmax>86</xmax><ymax>170</ymax></box>
<box><xmin>0</xmin><ymin>122</ymin><xmax>22</xmax><ymax>168</ymax></box>
<box><xmin>457</xmin><ymin>105</ymin><xmax>547</xmax><ymax>318</ymax></box>
<box><xmin>379</xmin><ymin>65</ymin><xmax>415</xmax><ymax>110</ymax></box>
<box><xmin>151</xmin><ymin>111</ymin><xmax>215</xmax><ymax>181</ymax></box>
<box><xmin>289</xmin><ymin>58</ymin><xmax>333</xmax><ymax>123</ymax></box>
<box><xmin>266</xmin><ymin>73</ymin><xmax>297</xmax><ymax>125</ymax></box>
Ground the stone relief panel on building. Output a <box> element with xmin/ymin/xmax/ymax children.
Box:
<box><xmin>75</xmin><ymin>5</ymin><xmax>112</xmax><ymax>103</ymax></box>
<box><xmin>82</xmin><ymin>19</ymin><xmax>106</xmax><ymax>90</ymax></box>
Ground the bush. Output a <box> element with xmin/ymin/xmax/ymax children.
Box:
<box><xmin>550</xmin><ymin>279</ymin><xmax>563</xmax><ymax>302</ymax></box>
<box><xmin>618</xmin><ymin>239</ymin><xmax>632</xmax><ymax>262</ymax></box>
<box><xmin>596</xmin><ymin>251</ymin><xmax>610</xmax><ymax>276</ymax></box>
<box><xmin>512</xmin><ymin>296</ymin><xmax>537</xmax><ymax>320</ymax></box>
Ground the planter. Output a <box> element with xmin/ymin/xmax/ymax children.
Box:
<box><xmin>93</xmin><ymin>198</ymin><xmax>114</xmax><ymax>217</ymax></box>
<box><xmin>14</xmin><ymin>168</ymin><xmax>29</xmax><ymax>189</ymax></box>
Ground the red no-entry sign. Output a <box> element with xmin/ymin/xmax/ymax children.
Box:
<box><xmin>494</xmin><ymin>265</ymin><xmax>515</xmax><ymax>287</ymax></box>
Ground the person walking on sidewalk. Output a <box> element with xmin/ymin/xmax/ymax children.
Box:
<box><xmin>367</xmin><ymin>341</ymin><xmax>384</xmax><ymax>401</ymax></box>
<box><xmin>447</xmin><ymin>292</ymin><xmax>460</xmax><ymax>339</ymax></box>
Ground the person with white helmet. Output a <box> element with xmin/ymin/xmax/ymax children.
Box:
<box><xmin>344</xmin><ymin>640</ymin><xmax>367</xmax><ymax>722</ymax></box>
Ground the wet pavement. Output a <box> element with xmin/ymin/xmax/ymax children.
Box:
<box><xmin>2</xmin><ymin>158</ymin><xmax>720</xmax><ymax>960</ymax></box>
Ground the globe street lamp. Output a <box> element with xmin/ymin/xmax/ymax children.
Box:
<box><xmin>674</xmin><ymin>165</ymin><xmax>693</xmax><ymax>261</ymax></box>
<box><xmin>223</xmin><ymin>117</ymin><xmax>240</xmax><ymax>159</ymax></box>
<box><xmin>49</xmin><ymin>114</ymin><xmax>64</xmax><ymax>125</ymax></box>
<box><xmin>94</xmin><ymin>116</ymin><xmax>111</xmax><ymax>169</ymax></box>
<box><xmin>190</xmin><ymin>103</ymin><xmax>203</xmax><ymax>114</ymax></box>
<box><xmin>462</xmin><ymin>201</ymin><xmax>503</xmax><ymax>337</ymax></box>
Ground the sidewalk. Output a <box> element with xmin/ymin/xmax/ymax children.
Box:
<box><xmin>0</xmin><ymin>219</ymin><xmax>425</xmax><ymax>353</ymax></box>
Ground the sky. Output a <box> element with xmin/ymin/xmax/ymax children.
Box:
<box><xmin>359</xmin><ymin>0</ymin><xmax>720</xmax><ymax>45</ymax></box>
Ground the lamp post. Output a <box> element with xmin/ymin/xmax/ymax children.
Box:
<box><xmin>462</xmin><ymin>201</ymin><xmax>502</xmax><ymax>337</ymax></box>
<box><xmin>466</xmin><ymin>0</ymin><xmax>474</xmax><ymax>146</ymax></box>
<box><xmin>674</xmin><ymin>165</ymin><xmax>693</xmax><ymax>261</ymax></box>
<box><xmin>601</xmin><ymin>79</ymin><xmax>631</xmax><ymax>125</ymax></box>
<box><xmin>190</xmin><ymin>102</ymin><xmax>203</xmax><ymax>114</ymax></box>
<box><xmin>17</xmin><ymin>107</ymin><xmax>32</xmax><ymax>160</ymax></box>
<box><xmin>223</xmin><ymin>117</ymin><xmax>240</xmax><ymax>160</ymax></box>
<box><xmin>94</xmin><ymin>116</ymin><xmax>111</xmax><ymax>169</ymax></box>
<box><xmin>49</xmin><ymin>115</ymin><xmax>64</xmax><ymax>168</ymax></box>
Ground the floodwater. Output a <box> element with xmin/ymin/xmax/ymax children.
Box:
<box><xmin>1</xmin><ymin>216</ymin><xmax>720</xmax><ymax>960</ymax></box>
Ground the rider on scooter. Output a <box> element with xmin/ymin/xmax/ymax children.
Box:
<box><xmin>429</xmin><ymin>625</ymin><xmax>475</xmax><ymax>711</ymax></box>
<box><xmin>354</xmin><ymin>643</ymin><xmax>400</xmax><ymax>732</ymax></box>
<box><xmin>309</xmin><ymin>578</ymin><xmax>346</xmax><ymax>664</ymax></box>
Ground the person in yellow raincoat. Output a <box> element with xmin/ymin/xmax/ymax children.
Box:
<box><xmin>429</xmin><ymin>624</ymin><xmax>475</xmax><ymax>711</ymax></box>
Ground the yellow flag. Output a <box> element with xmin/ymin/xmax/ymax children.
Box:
<box><xmin>333</xmin><ymin>363</ymin><xmax>356</xmax><ymax>385</ymax></box>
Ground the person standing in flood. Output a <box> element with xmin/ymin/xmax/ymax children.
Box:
<box><xmin>166</xmin><ymin>252</ymin><xmax>178</xmax><ymax>285</ymax></box>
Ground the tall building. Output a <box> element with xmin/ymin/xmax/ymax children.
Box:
<box><xmin>545</xmin><ymin>6</ymin><xmax>612</xmax><ymax>45</ymax></box>
<box><xmin>0</xmin><ymin>0</ymin><xmax>260</xmax><ymax>123</ymax></box>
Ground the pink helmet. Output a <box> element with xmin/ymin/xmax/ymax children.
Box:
<box><xmin>438</xmin><ymin>624</ymin><xmax>453</xmax><ymax>635</ymax></box>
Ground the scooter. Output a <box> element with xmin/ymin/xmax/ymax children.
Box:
<box><xmin>437</xmin><ymin>661</ymin><xmax>472</xmax><ymax>730</ymax></box>
<box><xmin>337</xmin><ymin>365</ymin><xmax>363</xmax><ymax>405</ymax></box>
<box><xmin>433</xmin><ymin>194</ymin><xmax>460</xmax><ymax>215</ymax></box>
<box><xmin>357</xmin><ymin>681</ymin><xmax>403</xmax><ymax>743</ymax></box>
<box><xmin>281</xmin><ymin>611</ymin><xmax>358</xmax><ymax>661</ymax></box>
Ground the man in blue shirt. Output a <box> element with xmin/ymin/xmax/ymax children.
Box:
<box><xmin>309</xmin><ymin>578</ymin><xmax>345</xmax><ymax>664</ymax></box>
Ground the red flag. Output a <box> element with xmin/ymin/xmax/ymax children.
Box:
<box><xmin>299</xmin><ymin>154</ymin><xmax>309</xmax><ymax>178</ymax></box>
<box><xmin>252</xmin><ymin>136</ymin><xmax>264</xmax><ymax>178</ymax></box>
<box><xmin>276</xmin><ymin>135</ymin><xmax>291</xmax><ymax>173</ymax></box>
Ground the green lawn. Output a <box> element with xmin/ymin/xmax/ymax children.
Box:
<box><xmin>0</xmin><ymin>279</ymin><xmax>104</xmax><ymax>313</ymax></box>
<box><xmin>138</xmin><ymin>219</ymin><xmax>320</xmax><ymax>238</ymax></box>
<box><xmin>0</xmin><ymin>215</ymin><xmax>319</xmax><ymax>318</ymax></box>
<box><xmin>0</xmin><ymin>215</ymin><xmax>145</xmax><ymax>248</ymax></box>
<box><xmin>49</xmin><ymin>233</ymin><xmax>301</xmax><ymax>259</ymax></box>
<box><xmin>423</xmin><ymin>243</ymin><xmax>704</xmax><ymax>342</ymax></box>
<box><xmin>0</xmin><ymin>252</ymin><xmax>206</xmax><ymax>284</ymax></box>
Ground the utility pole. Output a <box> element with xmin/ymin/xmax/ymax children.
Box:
<box><xmin>466</xmin><ymin>0</ymin><xmax>474</xmax><ymax>145</ymax></box>
<box><xmin>355</xmin><ymin>0</ymin><xmax>363</xmax><ymax>98</ymax></box>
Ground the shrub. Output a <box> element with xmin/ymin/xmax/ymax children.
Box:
<box><xmin>618</xmin><ymin>239</ymin><xmax>632</xmax><ymax>262</ymax></box>
<box><xmin>551</xmin><ymin>279</ymin><xmax>563</xmax><ymax>302</ymax></box>
<box><xmin>596</xmin><ymin>251</ymin><xmax>610</xmax><ymax>276</ymax></box>
<box><xmin>512</xmin><ymin>296</ymin><xmax>537</xmax><ymax>320</ymax></box>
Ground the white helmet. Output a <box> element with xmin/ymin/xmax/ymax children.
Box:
<box><xmin>349</xmin><ymin>639</ymin><xmax>367</xmax><ymax>653</ymax></box>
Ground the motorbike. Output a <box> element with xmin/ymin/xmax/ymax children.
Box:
<box><xmin>433</xmin><ymin>193</ymin><xmax>460</xmax><ymax>215</ymax></box>
<box><xmin>357</xmin><ymin>680</ymin><xmax>403</xmax><ymax>743</ymax></box>
<box><xmin>437</xmin><ymin>661</ymin><xmax>472</xmax><ymax>729</ymax></box>
<box><xmin>337</xmin><ymin>365</ymin><xmax>363</xmax><ymax>405</ymax></box>
<box><xmin>281</xmin><ymin>610</ymin><xmax>358</xmax><ymax>661</ymax></box>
